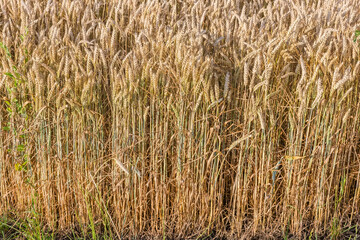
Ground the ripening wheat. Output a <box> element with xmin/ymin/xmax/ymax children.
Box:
<box><xmin>0</xmin><ymin>0</ymin><xmax>360</xmax><ymax>239</ymax></box>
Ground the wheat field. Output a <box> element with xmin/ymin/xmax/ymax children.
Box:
<box><xmin>1</xmin><ymin>0</ymin><xmax>360</xmax><ymax>239</ymax></box>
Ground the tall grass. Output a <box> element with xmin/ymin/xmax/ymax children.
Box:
<box><xmin>0</xmin><ymin>0</ymin><xmax>360</xmax><ymax>238</ymax></box>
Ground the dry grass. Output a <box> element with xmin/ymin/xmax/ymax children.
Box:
<box><xmin>0</xmin><ymin>0</ymin><xmax>360</xmax><ymax>238</ymax></box>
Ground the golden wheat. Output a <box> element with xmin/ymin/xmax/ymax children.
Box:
<box><xmin>0</xmin><ymin>0</ymin><xmax>360</xmax><ymax>239</ymax></box>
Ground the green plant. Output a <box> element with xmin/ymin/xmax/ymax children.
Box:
<box><xmin>1</xmin><ymin>37</ymin><xmax>31</xmax><ymax>179</ymax></box>
<box><xmin>354</xmin><ymin>30</ymin><xmax>360</xmax><ymax>42</ymax></box>
<box><xmin>0</xmin><ymin>32</ymin><xmax>47</xmax><ymax>240</ymax></box>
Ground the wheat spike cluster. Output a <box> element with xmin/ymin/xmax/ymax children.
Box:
<box><xmin>1</xmin><ymin>0</ymin><xmax>360</xmax><ymax>239</ymax></box>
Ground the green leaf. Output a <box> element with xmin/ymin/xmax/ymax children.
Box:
<box><xmin>354</xmin><ymin>30</ymin><xmax>360</xmax><ymax>42</ymax></box>
<box><xmin>15</xmin><ymin>163</ymin><xmax>22</xmax><ymax>171</ymax></box>
<box><xmin>0</xmin><ymin>42</ymin><xmax>11</xmax><ymax>58</ymax></box>
<box><xmin>6</xmin><ymin>86</ymin><xmax>12</xmax><ymax>94</ymax></box>
<box><xmin>2</xmin><ymin>126</ymin><xmax>10</xmax><ymax>131</ymax></box>
<box><xmin>17</xmin><ymin>144</ymin><xmax>26</xmax><ymax>152</ymax></box>
<box><xmin>14</xmin><ymin>72</ymin><xmax>21</xmax><ymax>79</ymax></box>
<box><xmin>4</xmin><ymin>72</ymin><xmax>14</xmax><ymax>79</ymax></box>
